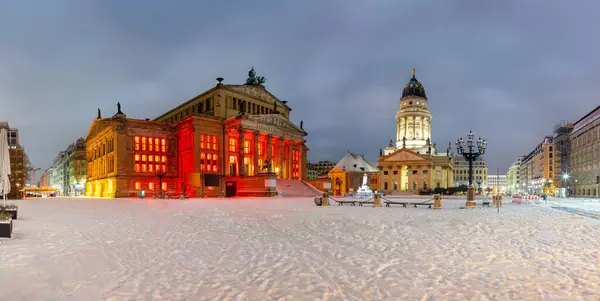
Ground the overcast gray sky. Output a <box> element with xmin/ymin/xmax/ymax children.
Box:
<box><xmin>1</xmin><ymin>0</ymin><xmax>599</xmax><ymax>174</ymax></box>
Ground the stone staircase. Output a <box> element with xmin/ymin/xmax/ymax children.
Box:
<box><xmin>276</xmin><ymin>179</ymin><xmax>322</xmax><ymax>197</ymax></box>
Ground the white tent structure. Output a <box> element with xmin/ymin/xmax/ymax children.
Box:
<box><xmin>0</xmin><ymin>128</ymin><xmax>11</xmax><ymax>204</ymax></box>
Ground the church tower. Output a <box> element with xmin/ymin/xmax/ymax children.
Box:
<box><xmin>395</xmin><ymin>68</ymin><xmax>432</xmax><ymax>152</ymax></box>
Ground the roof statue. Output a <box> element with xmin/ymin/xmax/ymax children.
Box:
<box><xmin>426</xmin><ymin>137</ymin><xmax>431</xmax><ymax>145</ymax></box>
<box><xmin>379</xmin><ymin>148</ymin><xmax>383</xmax><ymax>156</ymax></box>
<box><xmin>412</xmin><ymin>67</ymin><xmax>416</xmax><ymax>77</ymax></box>
<box><xmin>117</xmin><ymin>102</ymin><xmax>123</xmax><ymax>114</ymax></box>
<box><xmin>402</xmin><ymin>136</ymin><xmax>406</xmax><ymax>148</ymax></box>
<box><xmin>273</xmin><ymin>101</ymin><xmax>278</xmax><ymax>113</ymax></box>
<box><xmin>300</xmin><ymin>120</ymin><xmax>303</xmax><ymax>130</ymax></box>
<box><xmin>433</xmin><ymin>143</ymin><xmax>438</xmax><ymax>154</ymax></box>
<box><xmin>388</xmin><ymin>139</ymin><xmax>393</xmax><ymax>147</ymax></box>
<box><xmin>245</xmin><ymin>67</ymin><xmax>266</xmax><ymax>86</ymax></box>
<box><xmin>97</xmin><ymin>108</ymin><xmax>101</xmax><ymax>119</ymax></box>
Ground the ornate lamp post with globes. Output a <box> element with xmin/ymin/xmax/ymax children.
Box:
<box><xmin>455</xmin><ymin>130</ymin><xmax>487</xmax><ymax>208</ymax></box>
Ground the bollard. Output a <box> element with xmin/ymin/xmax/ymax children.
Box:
<box><xmin>498</xmin><ymin>195</ymin><xmax>503</xmax><ymax>208</ymax></box>
<box><xmin>373</xmin><ymin>193</ymin><xmax>382</xmax><ymax>207</ymax></box>
<box><xmin>433</xmin><ymin>194</ymin><xmax>442</xmax><ymax>210</ymax></box>
<box><xmin>322</xmin><ymin>193</ymin><xmax>329</xmax><ymax>206</ymax></box>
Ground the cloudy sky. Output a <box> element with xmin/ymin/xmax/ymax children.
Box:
<box><xmin>1</xmin><ymin>0</ymin><xmax>599</xmax><ymax>174</ymax></box>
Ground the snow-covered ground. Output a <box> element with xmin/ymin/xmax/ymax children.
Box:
<box><xmin>1</xmin><ymin>197</ymin><xmax>599</xmax><ymax>300</ymax></box>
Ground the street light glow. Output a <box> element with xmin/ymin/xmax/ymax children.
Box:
<box><xmin>562</xmin><ymin>173</ymin><xmax>570</xmax><ymax>180</ymax></box>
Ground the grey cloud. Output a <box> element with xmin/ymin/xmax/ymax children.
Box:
<box><xmin>1</xmin><ymin>0</ymin><xmax>599</xmax><ymax>174</ymax></box>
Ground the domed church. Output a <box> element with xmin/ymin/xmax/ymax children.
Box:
<box><xmin>377</xmin><ymin>69</ymin><xmax>455</xmax><ymax>194</ymax></box>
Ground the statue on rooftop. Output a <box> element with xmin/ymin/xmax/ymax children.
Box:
<box><xmin>402</xmin><ymin>136</ymin><xmax>406</xmax><ymax>148</ymax></box>
<box><xmin>300</xmin><ymin>120</ymin><xmax>303</xmax><ymax>130</ymax></box>
<box><xmin>97</xmin><ymin>108</ymin><xmax>101</xmax><ymax>119</ymax></box>
<box><xmin>117</xmin><ymin>102</ymin><xmax>123</xmax><ymax>114</ymax></box>
<box><xmin>245</xmin><ymin>67</ymin><xmax>266</xmax><ymax>85</ymax></box>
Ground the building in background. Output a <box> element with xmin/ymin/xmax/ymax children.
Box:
<box><xmin>569</xmin><ymin>105</ymin><xmax>600</xmax><ymax>198</ymax></box>
<box><xmin>47</xmin><ymin>138</ymin><xmax>87</xmax><ymax>196</ymax></box>
<box><xmin>306</xmin><ymin>169</ymin><xmax>319</xmax><ymax>180</ymax></box>
<box><xmin>0</xmin><ymin>122</ymin><xmax>29</xmax><ymax>198</ymax></box>
<box><xmin>85</xmin><ymin>70</ymin><xmax>308</xmax><ymax>198</ymax></box>
<box><xmin>520</xmin><ymin>136</ymin><xmax>555</xmax><ymax>195</ymax></box>
<box><xmin>454</xmin><ymin>156</ymin><xmax>487</xmax><ymax>189</ymax></box>
<box><xmin>506</xmin><ymin>156</ymin><xmax>523</xmax><ymax>194</ymax></box>
<box><xmin>553</xmin><ymin>121</ymin><xmax>574</xmax><ymax>197</ymax></box>
<box><xmin>487</xmin><ymin>174</ymin><xmax>507</xmax><ymax>194</ymax></box>
<box><xmin>328</xmin><ymin>152</ymin><xmax>379</xmax><ymax>196</ymax></box>
<box><xmin>377</xmin><ymin>69</ymin><xmax>455</xmax><ymax>194</ymax></box>
<box><xmin>307</xmin><ymin>160</ymin><xmax>336</xmax><ymax>177</ymax></box>
<box><xmin>40</xmin><ymin>168</ymin><xmax>51</xmax><ymax>187</ymax></box>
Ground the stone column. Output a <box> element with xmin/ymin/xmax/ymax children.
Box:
<box><xmin>193</xmin><ymin>132</ymin><xmax>200</xmax><ymax>173</ymax></box>
<box><xmin>267</xmin><ymin>134</ymin><xmax>273</xmax><ymax>171</ymax></box>
<box><xmin>279</xmin><ymin>138</ymin><xmax>284</xmax><ymax>178</ymax></box>
<box><xmin>289</xmin><ymin>139</ymin><xmax>295</xmax><ymax>179</ymax></box>
<box><xmin>238</xmin><ymin>129</ymin><xmax>245</xmax><ymax>176</ymax></box>
<box><xmin>253</xmin><ymin>131</ymin><xmax>259</xmax><ymax>175</ymax></box>
<box><xmin>301</xmin><ymin>142</ymin><xmax>308</xmax><ymax>180</ymax></box>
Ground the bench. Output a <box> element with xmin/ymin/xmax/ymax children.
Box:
<box><xmin>358</xmin><ymin>200</ymin><xmax>374</xmax><ymax>206</ymax></box>
<box><xmin>331</xmin><ymin>198</ymin><xmax>356</xmax><ymax>206</ymax></box>
<box><xmin>384</xmin><ymin>201</ymin><xmax>409</xmax><ymax>207</ymax></box>
<box><xmin>411</xmin><ymin>200</ymin><xmax>434</xmax><ymax>208</ymax></box>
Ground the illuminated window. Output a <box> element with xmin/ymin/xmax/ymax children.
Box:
<box><xmin>162</xmin><ymin>182</ymin><xmax>167</xmax><ymax>190</ymax></box>
<box><xmin>244</xmin><ymin>141</ymin><xmax>249</xmax><ymax>154</ymax></box>
<box><xmin>135</xmin><ymin>182</ymin><xmax>141</xmax><ymax>190</ymax></box>
<box><xmin>134</xmin><ymin>136</ymin><xmax>168</xmax><ymax>172</ymax></box>
<box><xmin>258</xmin><ymin>142</ymin><xmax>263</xmax><ymax>156</ymax></box>
<box><xmin>149</xmin><ymin>182</ymin><xmax>154</xmax><ymax>190</ymax></box>
<box><xmin>229</xmin><ymin>138</ymin><xmax>237</xmax><ymax>152</ymax></box>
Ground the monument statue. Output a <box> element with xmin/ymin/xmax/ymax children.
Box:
<box><xmin>402</xmin><ymin>136</ymin><xmax>406</xmax><ymax>148</ymax></box>
<box><xmin>388</xmin><ymin>139</ymin><xmax>393</xmax><ymax>147</ymax></box>
<box><xmin>353</xmin><ymin>173</ymin><xmax>374</xmax><ymax>199</ymax></box>
<box><xmin>300</xmin><ymin>120</ymin><xmax>303</xmax><ymax>130</ymax></box>
<box><xmin>117</xmin><ymin>102</ymin><xmax>123</xmax><ymax>114</ymax></box>
<box><xmin>245</xmin><ymin>67</ymin><xmax>266</xmax><ymax>85</ymax></box>
<box><xmin>97</xmin><ymin>108</ymin><xmax>101</xmax><ymax>119</ymax></box>
<box><xmin>261</xmin><ymin>159</ymin><xmax>272</xmax><ymax>172</ymax></box>
<box><xmin>273</xmin><ymin>101</ymin><xmax>278</xmax><ymax>113</ymax></box>
<box><xmin>379</xmin><ymin>148</ymin><xmax>382</xmax><ymax>156</ymax></box>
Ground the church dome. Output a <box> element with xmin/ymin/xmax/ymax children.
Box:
<box><xmin>402</xmin><ymin>69</ymin><xmax>427</xmax><ymax>99</ymax></box>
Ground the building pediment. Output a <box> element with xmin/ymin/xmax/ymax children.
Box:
<box><xmin>85</xmin><ymin>119</ymin><xmax>114</xmax><ymax>142</ymax></box>
<box><xmin>382</xmin><ymin>148</ymin><xmax>428</xmax><ymax>162</ymax></box>
<box><xmin>225</xmin><ymin>85</ymin><xmax>284</xmax><ymax>107</ymax></box>
<box><xmin>247</xmin><ymin>114</ymin><xmax>306</xmax><ymax>135</ymax></box>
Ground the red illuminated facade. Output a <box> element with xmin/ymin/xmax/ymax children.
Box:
<box><xmin>85</xmin><ymin>76</ymin><xmax>308</xmax><ymax>198</ymax></box>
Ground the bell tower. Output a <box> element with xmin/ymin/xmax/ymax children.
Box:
<box><xmin>395</xmin><ymin>68</ymin><xmax>432</xmax><ymax>152</ymax></box>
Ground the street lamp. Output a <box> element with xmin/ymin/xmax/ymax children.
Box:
<box><xmin>455</xmin><ymin>130</ymin><xmax>487</xmax><ymax>208</ymax></box>
<box><xmin>154</xmin><ymin>167</ymin><xmax>166</xmax><ymax>199</ymax></box>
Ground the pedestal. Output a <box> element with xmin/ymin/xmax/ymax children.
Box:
<box><xmin>373</xmin><ymin>193</ymin><xmax>381</xmax><ymax>207</ymax></box>
<box><xmin>433</xmin><ymin>194</ymin><xmax>442</xmax><ymax>210</ymax></box>
<box><xmin>466</xmin><ymin>186</ymin><xmax>476</xmax><ymax>208</ymax></box>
